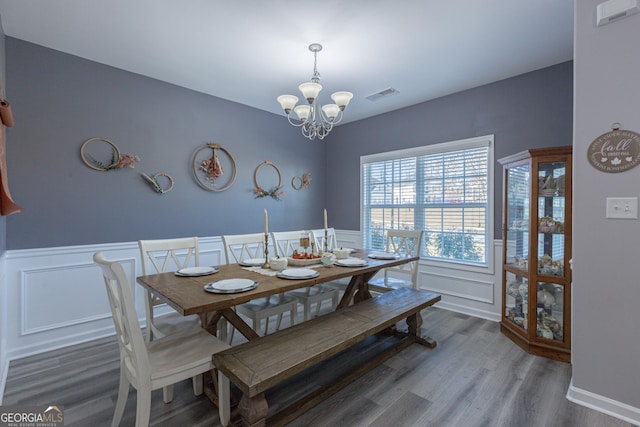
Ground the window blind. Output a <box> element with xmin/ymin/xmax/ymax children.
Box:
<box><xmin>361</xmin><ymin>136</ymin><xmax>492</xmax><ymax>266</ymax></box>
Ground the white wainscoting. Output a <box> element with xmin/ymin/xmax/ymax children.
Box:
<box><xmin>1</xmin><ymin>231</ymin><xmax>501</xmax><ymax>363</ymax></box>
<box><xmin>2</xmin><ymin>237</ymin><xmax>225</xmax><ymax>362</ymax></box>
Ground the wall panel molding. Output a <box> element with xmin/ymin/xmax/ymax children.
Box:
<box><xmin>3</xmin><ymin>237</ymin><xmax>224</xmax><ymax>360</ymax></box>
<box><xmin>2</xmin><ymin>233</ymin><xmax>501</xmax><ymax>361</ymax></box>
<box><xmin>419</xmin><ymin>270</ymin><xmax>494</xmax><ymax>304</ymax></box>
<box><xmin>19</xmin><ymin>258</ymin><xmax>135</xmax><ymax>335</ymax></box>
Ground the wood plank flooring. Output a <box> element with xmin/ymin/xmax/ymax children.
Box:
<box><xmin>2</xmin><ymin>307</ymin><xmax>633</xmax><ymax>427</ymax></box>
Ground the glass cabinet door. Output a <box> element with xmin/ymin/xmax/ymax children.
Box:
<box><xmin>505</xmin><ymin>164</ymin><xmax>530</xmax><ymax>271</ymax></box>
<box><xmin>536</xmin><ymin>282</ymin><xmax>565</xmax><ymax>342</ymax></box>
<box><xmin>505</xmin><ymin>271</ymin><xmax>528</xmax><ymax>332</ymax></box>
<box><xmin>537</xmin><ymin>161</ymin><xmax>566</xmax><ymax>277</ymax></box>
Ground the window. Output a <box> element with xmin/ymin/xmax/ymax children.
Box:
<box><xmin>361</xmin><ymin>135</ymin><xmax>493</xmax><ymax>267</ymax></box>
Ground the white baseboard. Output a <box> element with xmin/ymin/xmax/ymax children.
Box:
<box><xmin>567</xmin><ymin>380</ymin><xmax>640</xmax><ymax>426</ymax></box>
<box><xmin>433</xmin><ymin>299</ymin><xmax>501</xmax><ymax>322</ymax></box>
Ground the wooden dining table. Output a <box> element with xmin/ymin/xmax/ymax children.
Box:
<box><xmin>136</xmin><ymin>249</ymin><xmax>420</xmax><ymax>341</ymax></box>
<box><xmin>137</xmin><ymin>250</ymin><xmax>435</xmax><ymax>421</ymax></box>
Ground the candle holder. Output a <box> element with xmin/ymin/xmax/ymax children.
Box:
<box><xmin>262</xmin><ymin>233</ymin><xmax>270</xmax><ymax>269</ymax></box>
<box><xmin>324</xmin><ymin>229</ymin><xmax>329</xmax><ymax>252</ymax></box>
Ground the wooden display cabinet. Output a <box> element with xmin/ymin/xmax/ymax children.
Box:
<box><xmin>498</xmin><ymin>146</ymin><xmax>572</xmax><ymax>362</ymax></box>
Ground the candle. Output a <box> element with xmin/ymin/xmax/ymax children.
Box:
<box><xmin>264</xmin><ymin>209</ymin><xmax>269</xmax><ymax>234</ymax></box>
<box><xmin>324</xmin><ymin>209</ymin><xmax>328</xmax><ymax>230</ymax></box>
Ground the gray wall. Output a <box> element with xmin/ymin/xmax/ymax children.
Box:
<box><xmin>5</xmin><ymin>39</ymin><xmax>327</xmax><ymax>250</ymax></box>
<box><xmin>326</xmin><ymin>61</ymin><xmax>574</xmax><ymax>239</ymax></box>
<box><xmin>573</xmin><ymin>1</ymin><xmax>640</xmax><ymax>409</ymax></box>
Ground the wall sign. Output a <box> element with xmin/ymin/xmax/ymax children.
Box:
<box><xmin>587</xmin><ymin>124</ymin><xmax>640</xmax><ymax>173</ymax></box>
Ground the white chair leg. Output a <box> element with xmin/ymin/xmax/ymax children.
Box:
<box><xmin>263</xmin><ymin>316</ymin><xmax>270</xmax><ymax>335</ymax></box>
<box><xmin>218</xmin><ymin>370</ymin><xmax>230</xmax><ymax>426</ymax></box>
<box><xmin>228</xmin><ymin>324</ymin><xmax>235</xmax><ymax>344</ymax></box>
<box><xmin>192</xmin><ymin>374</ymin><xmax>203</xmax><ymax>396</ymax></box>
<box><xmin>290</xmin><ymin>304</ymin><xmax>297</xmax><ymax>326</ymax></box>
<box><xmin>135</xmin><ymin>386</ymin><xmax>152</xmax><ymax>427</ymax></box>
<box><xmin>162</xmin><ymin>384</ymin><xmax>174</xmax><ymax>403</ymax></box>
<box><xmin>253</xmin><ymin>317</ymin><xmax>262</xmax><ymax>337</ymax></box>
<box><xmin>217</xmin><ymin>318</ymin><xmax>228</xmax><ymax>343</ymax></box>
<box><xmin>303</xmin><ymin>301</ymin><xmax>311</xmax><ymax>321</ymax></box>
<box><xmin>275</xmin><ymin>312</ymin><xmax>284</xmax><ymax>330</ymax></box>
<box><xmin>315</xmin><ymin>300</ymin><xmax>322</xmax><ymax>318</ymax></box>
<box><xmin>111</xmin><ymin>364</ymin><xmax>129</xmax><ymax>427</ymax></box>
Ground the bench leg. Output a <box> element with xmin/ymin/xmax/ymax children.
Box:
<box><xmin>407</xmin><ymin>312</ymin><xmax>437</xmax><ymax>349</ymax></box>
<box><xmin>239</xmin><ymin>393</ymin><xmax>268</xmax><ymax>427</ymax></box>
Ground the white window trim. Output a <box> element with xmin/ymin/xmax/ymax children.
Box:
<box><xmin>360</xmin><ymin>134</ymin><xmax>495</xmax><ymax>274</ymax></box>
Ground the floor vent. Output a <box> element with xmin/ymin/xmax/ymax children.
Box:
<box><xmin>365</xmin><ymin>87</ymin><xmax>400</xmax><ymax>102</ymax></box>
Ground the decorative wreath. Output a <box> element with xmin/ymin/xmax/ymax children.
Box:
<box><xmin>80</xmin><ymin>137</ymin><xmax>140</xmax><ymax>171</ymax></box>
<box><xmin>292</xmin><ymin>172</ymin><xmax>312</xmax><ymax>190</ymax></box>
<box><xmin>253</xmin><ymin>161</ymin><xmax>285</xmax><ymax>200</ymax></box>
<box><xmin>142</xmin><ymin>172</ymin><xmax>175</xmax><ymax>194</ymax></box>
<box><xmin>192</xmin><ymin>143</ymin><xmax>237</xmax><ymax>192</ymax></box>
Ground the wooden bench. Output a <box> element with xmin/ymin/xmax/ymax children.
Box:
<box><xmin>213</xmin><ymin>287</ymin><xmax>441</xmax><ymax>426</ymax></box>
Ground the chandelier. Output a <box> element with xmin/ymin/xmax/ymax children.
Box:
<box><xmin>277</xmin><ymin>43</ymin><xmax>353</xmax><ymax>140</ymax></box>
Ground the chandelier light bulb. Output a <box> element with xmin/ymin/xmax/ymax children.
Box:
<box><xmin>331</xmin><ymin>91</ymin><xmax>353</xmax><ymax>110</ymax></box>
<box><xmin>298</xmin><ymin>82</ymin><xmax>322</xmax><ymax>104</ymax></box>
<box><xmin>322</xmin><ymin>104</ymin><xmax>340</xmax><ymax>121</ymax></box>
<box><xmin>277</xmin><ymin>95</ymin><xmax>299</xmax><ymax>114</ymax></box>
<box><xmin>293</xmin><ymin>105</ymin><xmax>311</xmax><ymax>121</ymax></box>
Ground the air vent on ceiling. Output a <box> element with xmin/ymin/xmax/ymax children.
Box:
<box><xmin>365</xmin><ymin>87</ymin><xmax>400</xmax><ymax>102</ymax></box>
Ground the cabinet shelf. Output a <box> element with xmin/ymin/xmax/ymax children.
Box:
<box><xmin>499</xmin><ymin>146</ymin><xmax>572</xmax><ymax>362</ymax></box>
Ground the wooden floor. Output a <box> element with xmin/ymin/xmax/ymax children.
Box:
<box><xmin>2</xmin><ymin>306</ymin><xmax>633</xmax><ymax>427</ymax></box>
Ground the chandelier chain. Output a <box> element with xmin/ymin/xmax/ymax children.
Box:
<box><xmin>312</xmin><ymin>50</ymin><xmax>320</xmax><ymax>83</ymax></box>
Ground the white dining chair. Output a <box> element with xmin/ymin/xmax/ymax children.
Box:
<box><xmin>138</xmin><ymin>237</ymin><xmax>202</xmax><ymax>342</ymax></box>
<box><xmin>138</xmin><ymin>237</ymin><xmax>206</xmax><ymax>401</ymax></box>
<box><xmin>368</xmin><ymin>229</ymin><xmax>424</xmax><ymax>292</ymax></box>
<box><xmin>310</xmin><ymin>228</ymin><xmax>351</xmax><ymax>293</ymax></box>
<box><xmin>272</xmin><ymin>230</ymin><xmax>339</xmax><ymax>321</ymax></box>
<box><xmin>310</xmin><ymin>227</ymin><xmax>338</xmax><ymax>253</ymax></box>
<box><xmin>94</xmin><ymin>252</ymin><xmax>230</xmax><ymax>427</ymax></box>
<box><xmin>222</xmin><ymin>232</ymin><xmax>298</xmax><ymax>336</ymax></box>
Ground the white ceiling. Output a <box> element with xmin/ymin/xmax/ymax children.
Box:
<box><xmin>0</xmin><ymin>0</ymin><xmax>574</xmax><ymax>124</ymax></box>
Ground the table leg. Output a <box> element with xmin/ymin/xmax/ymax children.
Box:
<box><xmin>406</xmin><ymin>312</ymin><xmax>437</xmax><ymax>348</ymax></box>
<box><xmin>221</xmin><ymin>308</ymin><xmax>260</xmax><ymax>341</ymax></box>
<box><xmin>337</xmin><ymin>271</ymin><xmax>377</xmax><ymax>309</ymax></box>
<box><xmin>202</xmin><ymin>311</ymin><xmax>223</xmax><ymax>336</ymax></box>
<box><xmin>239</xmin><ymin>393</ymin><xmax>268</xmax><ymax>427</ymax></box>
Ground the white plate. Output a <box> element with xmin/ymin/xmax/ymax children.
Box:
<box><xmin>239</xmin><ymin>258</ymin><xmax>265</xmax><ymax>267</ymax></box>
<box><xmin>368</xmin><ymin>252</ymin><xmax>399</xmax><ymax>260</ymax></box>
<box><xmin>204</xmin><ymin>278</ymin><xmax>258</xmax><ymax>294</ymax></box>
<box><xmin>175</xmin><ymin>266</ymin><xmax>219</xmax><ymax>277</ymax></box>
<box><xmin>335</xmin><ymin>257</ymin><xmax>368</xmax><ymax>267</ymax></box>
<box><xmin>331</xmin><ymin>247</ymin><xmax>355</xmax><ymax>253</ymax></box>
<box><xmin>277</xmin><ymin>268</ymin><xmax>320</xmax><ymax>280</ymax></box>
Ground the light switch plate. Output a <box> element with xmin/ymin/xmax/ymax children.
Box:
<box><xmin>597</xmin><ymin>0</ymin><xmax>640</xmax><ymax>26</ymax></box>
<box><xmin>606</xmin><ymin>197</ymin><xmax>638</xmax><ymax>219</ymax></box>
